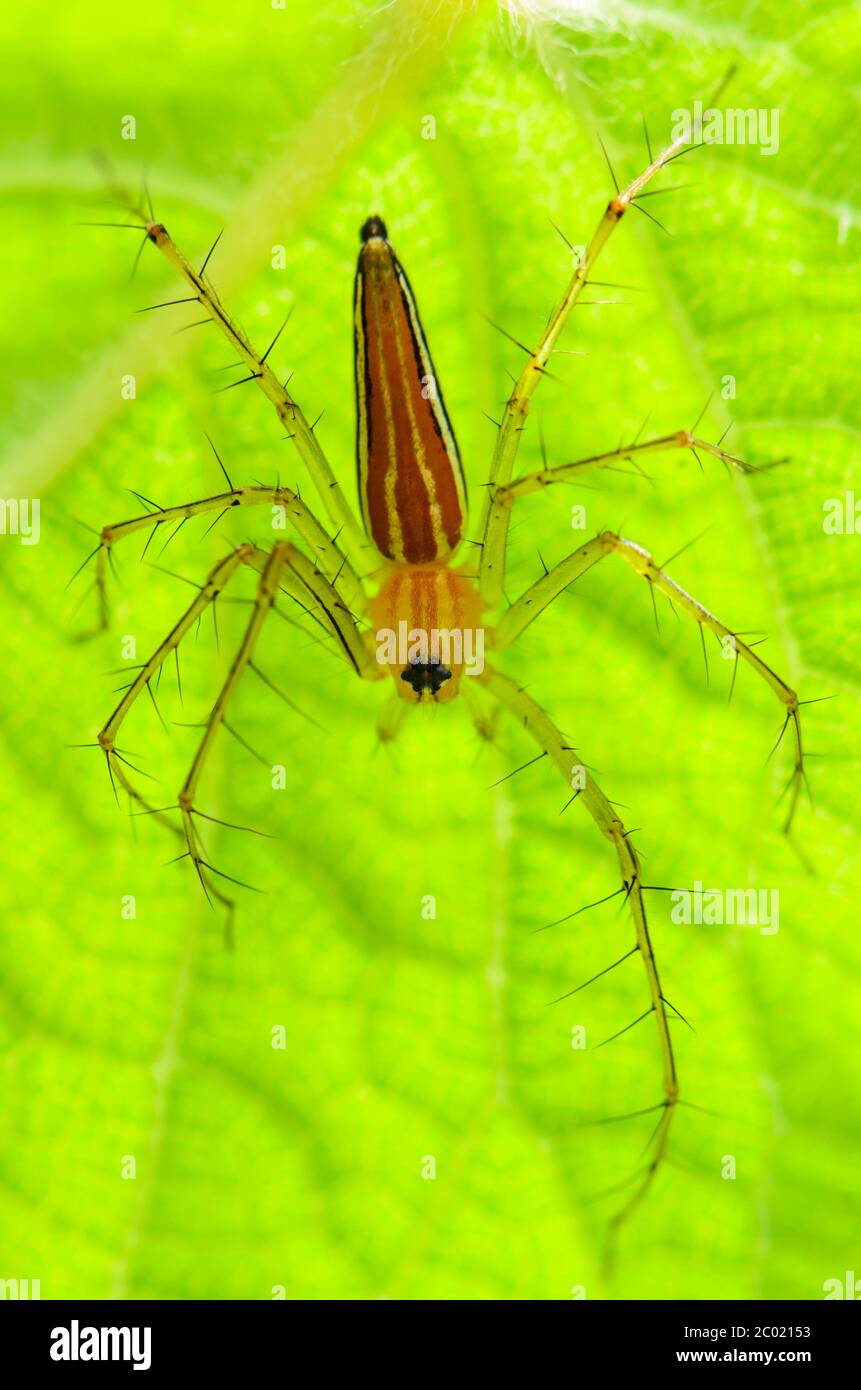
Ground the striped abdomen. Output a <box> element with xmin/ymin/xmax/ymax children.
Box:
<box><xmin>354</xmin><ymin>217</ymin><xmax>467</xmax><ymax>564</ymax></box>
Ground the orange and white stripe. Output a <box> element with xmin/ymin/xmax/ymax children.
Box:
<box><xmin>354</xmin><ymin>217</ymin><xmax>467</xmax><ymax>564</ymax></box>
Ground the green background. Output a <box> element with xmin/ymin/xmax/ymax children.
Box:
<box><xmin>0</xmin><ymin>0</ymin><xmax>858</xmax><ymax>1300</ymax></box>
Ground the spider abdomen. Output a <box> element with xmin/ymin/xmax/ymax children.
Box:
<box><xmin>354</xmin><ymin>220</ymin><xmax>467</xmax><ymax>565</ymax></box>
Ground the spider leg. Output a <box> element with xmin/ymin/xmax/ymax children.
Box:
<box><xmin>90</xmin><ymin>482</ymin><xmax>367</xmax><ymax>632</ymax></box>
<box><xmin>478</xmin><ymin>118</ymin><xmax>703</xmax><ymax>607</ymax></box>
<box><xmin>98</xmin><ymin>538</ymin><xmax>374</xmax><ymax>772</ymax></box>
<box><xmin>99</xmin><ymin>539</ymin><xmax>379</xmax><ymax>927</ymax></box>
<box><xmin>460</xmin><ymin>676</ymin><xmax>500</xmax><ymax>745</ymax></box>
<box><xmin>376</xmin><ymin>692</ymin><xmax>410</xmax><ymax>744</ymax></box>
<box><xmin>176</xmin><ymin>541</ymin><xmax>379</xmax><ymax>914</ymax></box>
<box><xmin>96</xmin><ymin>544</ymin><xmax>253</xmax><ymax>918</ymax></box>
<box><xmin>478</xmin><ymin>665</ymin><xmax>678</xmax><ymax>1251</ymax></box>
<box><xmin>494</xmin><ymin>531</ymin><xmax>804</xmax><ymax>832</ymax></box>
<box><xmin>175</xmin><ymin>544</ymin><xmax>289</xmax><ymax>914</ymax></box>
<box><xmin>98</xmin><ymin>544</ymin><xmax>252</xmax><ymax>772</ymax></box>
<box><xmin>242</xmin><ymin>543</ymin><xmax>380</xmax><ymax>682</ymax></box>
<box><xmin>481</xmin><ymin>429</ymin><xmax>779</xmax><ymax>606</ymax></box>
<box><xmin>126</xmin><ymin>207</ymin><xmax>371</xmax><ymax>571</ymax></box>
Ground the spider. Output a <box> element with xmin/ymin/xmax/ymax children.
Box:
<box><xmin>85</xmin><ymin>121</ymin><xmax>805</xmax><ymax>1243</ymax></box>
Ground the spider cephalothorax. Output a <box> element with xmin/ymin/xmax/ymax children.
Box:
<box><xmin>90</xmin><ymin>114</ymin><xmax>806</xmax><ymax>1248</ymax></box>
<box><xmin>369</xmin><ymin>562</ymin><xmax>485</xmax><ymax>704</ymax></box>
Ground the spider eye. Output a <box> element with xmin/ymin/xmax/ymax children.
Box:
<box><xmin>360</xmin><ymin>215</ymin><xmax>388</xmax><ymax>243</ymax></box>
<box><xmin>400</xmin><ymin>660</ymin><xmax>452</xmax><ymax>697</ymax></box>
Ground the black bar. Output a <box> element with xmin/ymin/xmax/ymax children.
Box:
<box><xmin>2</xmin><ymin>1298</ymin><xmax>858</xmax><ymax>1374</ymax></box>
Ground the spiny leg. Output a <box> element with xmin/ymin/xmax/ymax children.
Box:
<box><xmin>479</xmin><ymin>665</ymin><xmax>678</xmax><ymax>1248</ymax></box>
<box><xmin>176</xmin><ymin>543</ymin><xmax>289</xmax><ymax>907</ymax></box>
<box><xmin>98</xmin><ymin>538</ymin><xmax>377</xmax><ymax>770</ymax></box>
<box><xmin>482</xmin><ymin>429</ymin><xmax>783</xmax><ymax>602</ymax></box>
<box><xmin>98</xmin><ymin>544</ymin><xmax>252</xmax><ymax>789</ymax></box>
<box><xmin>461</xmin><ymin>677</ymin><xmax>500</xmax><ymax>746</ymax></box>
<box><xmin>98</xmin><ymin>539</ymin><xmax>379</xmax><ymax>922</ymax></box>
<box><xmin>97</xmin><ymin>544</ymin><xmax>254</xmax><ymax>916</ymax></box>
<box><xmin>177</xmin><ymin>540</ymin><xmax>381</xmax><ymax>910</ymax></box>
<box><xmin>242</xmin><ymin>543</ymin><xmax>380</xmax><ymax>682</ymax></box>
<box><xmin>478</xmin><ymin>118</ymin><xmax>702</xmax><ymax>607</ymax></box>
<box><xmin>92</xmin><ymin>478</ymin><xmax>367</xmax><ymax>631</ymax></box>
<box><xmin>376</xmin><ymin>692</ymin><xmax>410</xmax><ymax>744</ymax></box>
<box><xmin>108</xmin><ymin>187</ymin><xmax>370</xmax><ymax>572</ymax></box>
<box><xmin>494</xmin><ymin>531</ymin><xmax>805</xmax><ymax>831</ymax></box>
<box><xmin>93</xmin><ymin>540</ymin><xmax>329</xmax><ymax>840</ymax></box>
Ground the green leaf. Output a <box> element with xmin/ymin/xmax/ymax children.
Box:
<box><xmin>0</xmin><ymin>0</ymin><xmax>858</xmax><ymax>1300</ymax></box>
